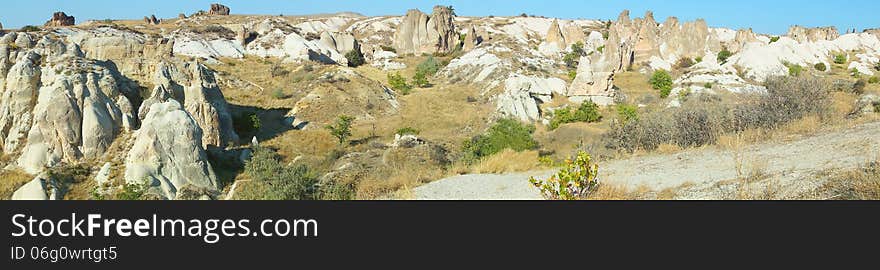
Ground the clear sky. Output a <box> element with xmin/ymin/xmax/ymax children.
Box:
<box><xmin>0</xmin><ymin>0</ymin><xmax>876</xmax><ymax>35</ymax></box>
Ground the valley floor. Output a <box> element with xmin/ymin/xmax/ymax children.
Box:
<box><xmin>414</xmin><ymin>121</ymin><xmax>880</xmax><ymax>200</ymax></box>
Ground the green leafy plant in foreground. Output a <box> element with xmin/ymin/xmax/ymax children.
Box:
<box><xmin>529</xmin><ymin>151</ymin><xmax>600</xmax><ymax>200</ymax></box>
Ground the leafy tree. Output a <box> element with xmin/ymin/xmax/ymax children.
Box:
<box><xmin>716</xmin><ymin>47</ymin><xmax>732</xmax><ymax>64</ymax></box>
<box><xmin>345</xmin><ymin>50</ymin><xmax>365</xmax><ymax>67</ymax></box>
<box><xmin>387</xmin><ymin>72</ymin><xmax>412</xmax><ymax>94</ymax></box>
<box><xmin>325</xmin><ymin>115</ymin><xmax>354</xmax><ymax>144</ymax></box>
<box><xmin>412</xmin><ymin>70</ymin><xmax>430</xmax><ymax>88</ymax></box>
<box><xmin>650</xmin><ymin>70</ymin><xmax>674</xmax><ymax>98</ymax></box>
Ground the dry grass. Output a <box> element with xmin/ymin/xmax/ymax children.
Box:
<box><xmin>471</xmin><ymin>150</ymin><xmax>542</xmax><ymax>174</ymax></box>
<box><xmin>355</xmin><ymin>164</ymin><xmax>446</xmax><ymax>200</ymax></box>
<box><xmin>0</xmin><ymin>169</ymin><xmax>34</xmax><ymax>200</ymax></box>
<box><xmin>816</xmin><ymin>162</ymin><xmax>880</xmax><ymax>200</ymax></box>
<box><xmin>586</xmin><ymin>183</ymin><xmax>651</xmax><ymax>200</ymax></box>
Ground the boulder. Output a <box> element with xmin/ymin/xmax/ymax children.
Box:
<box><xmin>124</xmin><ymin>100</ymin><xmax>219</xmax><ymax>200</ymax></box>
<box><xmin>496</xmin><ymin>75</ymin><xmax>567</xmax><ymax>121</ymax></box>
<box><xmin>393</xmin><ymin>6</ymin><xmax>457</xmax><ymax>55</ymax></box>
<box><xmin>463</xmin><ymin>25</ymin><xmax>481</xmax><ymax>51</ymax></box>
<box><xmin>44</xmin><ymin>12</ymin><xmax>75</xmax><ymax>27</ymax></box>
<box><xmin>11</xmin><ymin>175</ymin><xmax>51</xmax><ymax>200</ymax></box>
<box><xmin>208</xmin><ymin>3</ymin><xmax>231</xmax><ymax>16</ymax></box>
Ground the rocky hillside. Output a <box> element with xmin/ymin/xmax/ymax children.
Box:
<box><xmin>2</xmin><ymin>3</ymin><xmax>879</xmax><ymax>200</ymax></box>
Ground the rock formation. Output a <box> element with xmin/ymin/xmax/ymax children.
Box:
<box><xmin>11</xmin><ymin>174</ymin><xmax>60</xmax><ymax>200</ymax></box>
<box><xmin>462</xmin><ymin>25</ymin><xmax>481</xmax><ymax>51</ymax></box>
<box><xmin>209</xmin><ymin>3</ymin><xmax>231</xmax><ymax>16</ymax></box>
<box><xmin>44</xmin><ymin>12</ymin><xmax>75</xmax><ymax>27</ymax></box>
<box><xmin>140</xmin><ymin>61</ymin><xmax>239</xmax><ymax>148</ymax></box>
<box><xmin>144</xmin><ymin>15</ymin><xmax>159</xmax><ymax>25</ymax></box>
<box><xmin>545</xmin><ymin>19</ymin><xmax>566</xmax><ymax>50</ymax></box>
<box><xmin>392</xmin><ymin>6</ymin><xmax>457</xmax><ymax>55</ymax></box>
<box><xmin>786</xmin><ymin>26</ymin><xmax>840</xmax><ymax>42</ymax></box>
<box><xmin>496</xmin><ymin>75</ymin><xmax>567</xmax><ymax>121</ymax></box>
<box><xmin>124</xmin><ymin>100</ymin><xmax>219</xmax><ymax>200</ymax></box>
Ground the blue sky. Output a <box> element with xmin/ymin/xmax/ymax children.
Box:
<box><xmin>1</xmin><ymin>0</ymin><xmax>876</xmax><ymax>35</ymax></box>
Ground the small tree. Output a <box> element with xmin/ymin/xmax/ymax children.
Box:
<box><xmin>616</xmin><ymin>104</ymin><xmax>639</xmax><ymax>123</ymax></box>
<box><xmin>345</xmin><ymin>50</ymin><xmax>365</xmax><ymax>67</ymax></box>
<box><xmin>412</xmin><ymin>70</ymin><xmax>430</xmax><ymax>88</ymax></box>
<box><xmin>529</xmin><ymin>151</ymin><xmax>600</xmax><ymax>200</ymax></box>
<box><xmin>387</xmin><ymin>72</ymin><xmax>412</xmax><ymax>94</ymax></box>
<box><xmin>650</xmin><ymin>70</ymin><xmax>674</xmax><ymax>98</ymax></box>
<box><xmin>326</xmin><ymin>115</ymin><xmax>354</xmax><ymax>144</ymax></box>
<box><xmin>716</xmin><ymin>48</ymin><xmax>732</xmax><ymax>64</ymax></box>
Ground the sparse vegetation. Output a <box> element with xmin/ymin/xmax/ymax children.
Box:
<box><xmin>20</xmin><ymin>25</ymin><xmax>41</xmax><ymax>32</ymax></box>
<box><xmin>675</xmin><ymin>57</ymin><xmax>695</xmax><ymax>70</ymax></box>
<box><xmin>529</xmin><ymin>151</ymin><xmax>600</xmax><ymax>200</ymax></box>
<box><xmin>649</xmin><ymin>70</ymin><xmax>674</xmax><ymax>98</ymax></box>
<box><xmin>325</xmin><ymin>115</ymin><xmax>354</xmax><ymax>145</ymax></box>
<box><xmin>116</xmin><ymin>181</ymin><xmax>149</xmax><ymax>200</ymax></box>
<box><xmin>237</xmin><ymin>146</ymin><xmax>319</xmax><ymax>200</ymax></box>
<box><xmin>462</xmin><ymin>118</ymin><xmax>538</xmax><ymax>162</ymax></box>
<box><xmin>814</xmin><ymin>62</ymin><xmax>827</xmax><ymax>71</ymax></box>
<box><xmin>233</xmin><ymin>112</ymin><xmax>261</xmax><ymax>139</ymax></box>
<box><xmin>786</xmin><ymin>63</ymin><xmax>803</xmax><ymax>76</ymax></box>
<box><xmin>616</xmin><ymin>104</ymin><xmax>639</xmax><ymax>123</ymax></box>
<box><xmin>395</xmin><ymin>127</ymin><xmax>420</xmax><ymax>136</ymax></box>
<box><xmin>271</xmin><ymin>88</ymin><xmax>285</xmax><ymax>99</ymax></box>
<box><xmin>834</xmin><ymin>54</ymin><xmax>847</xmax><ymax>64</ymax></box>
<box><xmin>387</xmin><ymin>72</ymin><xmax>412</xmax><ymax>94</ymax></box>
<box><xmin>549</xmin><ymin>101</ymin><xmax>602</xmax><ymax>130</ymax></box>
<box><xmin>563</xmin><ymin>42</ymin><xmax>586</xmax><ymax>69</ymax></box>
<box><xmin>769</xmin><ymin>36</ymin><xmax>780</xmax><ymax>43</ymax></box>
<box><xmin>818</xmin><ymin>162</ymin><xmax>880</xmax><ymax>200</ymax></box>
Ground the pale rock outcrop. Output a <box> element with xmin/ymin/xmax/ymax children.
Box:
<box><xmin>787</xmin><ymin>26</ymin><xmax>840</xmax><ymax>43</ymax></box>
<box><xmin>393</xmin><ymin>6</ymin><xmax>457</xmax><ymax>55</ymax></box>
<box><xmin>11</xmin><ymin>174</ymin><xmax>57</xmax><ymax>200</ymax></box>
<box><xmin>538</xmin><ymin>19</ymin><xmax>567</xmax><ymax>55</ymax></box>
<box><xmin>437</xmin><ymin>47</ymin><xmax>507</xmax><ymax>89</ymax></box>
<box><xmin>567</xmin><ymin>55</ymin><xmax>616</xmax><ymax>105</ymax></box>
<box><xmin>208</xmin><ymin>3</ymin><xmax>231</xmax><ymax>16</ymax></box>
<box><xmin>0</xmin><ymin>51</ymin><xmax>41</xmax><ymax>154</ymax></box>
<box><xmin>140</xmin><ymin>61</ymin><xmax>239</xmax><ymax>148</ymax></box>
<box><xmin>496</xmin><ymin>75</ymin><xmax>567</xmax><ymax>121</ymax></box>
<box><xmin>45</xmin><ymin>12</ymin><xmax>75</xmax><ymax>27</ymax></box>
<box><xmin>124</xmin><ymin>100</ymin><xmax>218</xmax><ymax>200</ymax></box>
<box><xmin>69</xmin><ymin>27</ymin><xmax>174</xmax><ymax>81</ymax></box>
<box><xmin>144</xmin><ymin>15</ymin><xmax>159</xmax><ymax>25</ymax></box>
<box><xmin>463</xmin><ymin>25</ymin><xmax>482</xmax><ymax>51</ymax></box>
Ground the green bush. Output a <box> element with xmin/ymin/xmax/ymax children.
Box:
<box><xmin>717</xmin><ymin>48</ymin><xmax>732</xmax><ymax>64</ymax></box>
<box><xmin>233</xmin><ymin>112</ymin><xmax>261</xmax><ymax>138</ymax></box>
<box><xmin>695</xmin><ymin>56</ymin><xmax>703</xmax><ymax>63</ymax></box>
<box><xmin>567</xmin><ymin>70</ymin><xmax>578</xmax><ymax>81</ymax></box>
<box><xmin>387</xmin><ymin>72</ymin><xmax>412</xmax><ymax>94</ymax></box>
<box><xmin>325</xmin><ymin>115</ymin><xmax>354</xmax><ymax>144</ymax></box>
<box><xmin>240</xmin><ymin>146</ymin><xmax>318</xmax><ymax>200</ymax></box>
<box><xmin>379</xmin><ymin>45</ymin><xmax>396</xmax><ymax>53</ymax></box>
<box><xmin>562</xmin><ymin>52</ymin><xmax>580</xmax><ymax>69</ymax></box>
<box><xmin>650</xmin><ymin>70</ymin><xmax>674</xmax><ymax>98</ymax></box>
<box><xmin>416</xmin><ymin>56</ymin><xmax>441</xmax><ymax>76</ymax></box>
<box><xmin>549</xmin><ymin>101</ymin><xmax>602</xmax><ymax>130</ymax></box>
<box><xmin>345</xmin><ymin>50</ymin><xmax>365</xmax><ymax>67</ymax></box>
<box><xmin>787</xmin><ymin>64</ymin><xmax>803</xmax><ymax>77</ymax></box>
<box><xmin>814</xmin><ymin>63</ymin><xmax>827</xmax><ymax>71</ymax></box>
<box><xmin>869</xmin><ymin>77</ymin><xmax>880</xmax><ymax>84</ymax></box>
<box><xmin>703</xmin><ymin>82</ymin><xmax>713</xmax><ymax>89</ymax></box>
<box><xmin>395</xmin><ymin>127</ymin><xmax>420</xmax><ymax>136</ymax></box>
<box><xmin>271</xmin><ymin>88</ymin><xmax>285</xmax><ymax>99</ymax></box>
<box><xmin>834</xmin><ymin>54</ymin><xmax>847</xmax><ymax>64</ymax></box>
<box><xmin>570</xmin><ymin>41</ymin><xmax>585</xmax><ymax>56</ymax></box>
<box><xmin>616</xmin><ymin>104</ymin><xmax>639</xmax><ymax>123</ymax></box>
<box><xmin>529</xmin><ymin>151</ymin><xmax>600</xmax><ymax>200</ymax></box>
<box><xmin>412</xmin><ymin>70</ymin><xmax>430</xmax><ymax>88</ymax></box>
<box><xmin>462</xmin><ymin>118</ymin><xmax>538</xmax><ymax>161</ymax></box>
<box><xmin>769</xmin><ymin>36</ymin><xmax>780</xmax><ymax>43</ymax></box>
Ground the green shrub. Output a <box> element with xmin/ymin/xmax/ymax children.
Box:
<box><xmin>412</xmin><ymin>70</ymin><xmax>430</xmax><ymax>88</ymax></box>
<box><xmin>834</xmin><ymin>54</ymin><xmax>847</xmax><ymax>64</ymax></box>
<box><xmin>616</xmin><ymin>104</ymin><xmax>639</xmax><ymax>123</ymax></box>
<box><xmin>549</xmin><ymin>101</ymin><xmax>602</xmax><ymax>130</ymax></box>
<box><xmin>695</xmin><ymin>56</ymin><xmax>703</xmax><ymax>63</ymax></box>
<box><xmin>117</xmin><ymin>181</ymin><xmax>148</xmax><ymax>200</ymax></box>
<box><xmin>240</xmin><ymin>146</ymin><xmax>318</xmax><ymax>200</ymax></box>
<box><xmin>20</xmin><ymin>25</ymin><xmax>41</xmax><ymax>32</ymax></box>
<box><xmin>874</xmin><ymin>102</ymin><xmax>880</xmax><ymax>113</ymax></box>
<box><xmin>562</xmin><ymin>52</ymin><xmax>580</xmax><ymax>69</ymax></box>
<box><xmin>345</xmin><ymin>50</ymin><xmax>365</xmax><ymax>67</ymax></box>
<box><xmin>675</xmin><ymin>57</ymin><xmax>695</xmax><ymax>69</ymax></box>
<box><xmin>704</xmin><ymin>82</ymin><xmax>713</xmax><ymax>89</ymax></box>
<box><xmin>650</xmin><ymin>70</ymin><xmax>674</xmax><ymax>98</ymax></box>
<box><xmin>570</xmin><ymin>41</ymin><xmax>585</xmax><ymax>56</ymax></box>
<box><xmin>869</xmin><ymin>77</ymin><xmax>880</xmax><ymax>84</ymax></box>
<box><xmin>787</xmin><ymin>63</ymin><xmax>803</xmax><ymax>77</ymax></box>
<box><xmin>567</xmin><ymin>70</ymin><xmax>578</xmax><ymax>81</ymax></box>
<box><xmin>233</xmin><ymin>112</ymin><xmax>262</xmax><ymax>138</ymax></box>
<box><xmin>395</xmin><ymin>127</ymin><xmax>420</xmax><ymax>136</ymax></box>
<box><xmin>462</xmin><ymin>118</ymin><xmax>538</xmax><ymax>161</ymax></box>
<box><xmin>851</xmin><ymin>68</ymin><xmax>862</xmax><ymax>78</ymax></box>
<box><xmin>416</xmin><ymin>56</ymin><xmax>441</xmax><ymax>76</ymax></box>
<box><xmin>325</xmin><ymin>115</ymin><xmax>354</xmax><ymax>144</ymax></box>
<box><xmin>596</xmin><ymin>45</ymin><xmax>605</xmax><ymax>53</ymax></box>
<box><xmin>271</xmin><ymin>88</ymin><xmax>285</xmax><ymax>99</ymax></box>
<box><xmin>387</xmin><ymin>72</ymin><xmax>412</xmax><ymax>94</ymax></box>
<box><xmin>769</xmin><ymin>36</ymin><xmax>780</xmax><ymax>43</ymax></box>
<box><xmin>875</xmin><ymin>62</ymin><xmax>880</xmax><ymax>71</ymax></box>
<box><xmin>853</xmin><ymin>79</ymin><xmax>866</xmax><ymax>94</ymax></box>
<box><xmin>717</xmin><ymin>48</ymin><xmax>732</xmax><ymax>64</ymax></box>
<box><xmin>814</xmin><ymin>63</ymin><xmax>827</xmax><ymax>71</ymax></box>
<box><xmin>529</xmin><ymin>151</ymin><xmax>600</xmax><ymax>200</ymax></box>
